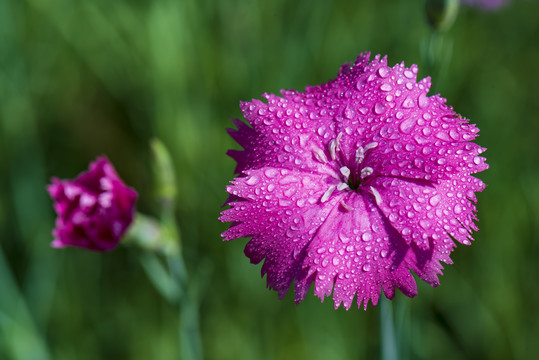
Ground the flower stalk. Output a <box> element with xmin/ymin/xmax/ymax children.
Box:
<box><xmin>380</xmin><ymin>296</ymin><xmax>398</xmax><ymax>360</ymax></box>
<box><xmin>125</xmin><ymin>139</ymin><xmax>202</xmax><ymax>360</ymax></box>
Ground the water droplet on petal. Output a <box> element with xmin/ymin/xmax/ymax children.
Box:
<box><xmin>420</xmin><ymin>220</ymin><xmax>431</xmax><ymax>229</ymax></box>
<box><xmin>362</xmin><ymin>264</ymin><xmax>371</xmax><ymax>272</ymax></box>
<box><xmin>399</xmin><ymin>118</ymin><xmax>416</xmax><ymax>134</ymax></box>
<box><xmin>402</xmin><ymin>96</ymin><xmax>415</xmax><ymax>108</ymax></box>
<box><xmin>436</xmin><ymin>132</ymin><xmax>450</xmax><ymax>141</ymax></box>
<box><xmin>380</xmin><ymin>83</ymin><xmax>392</xmax><ymax>92</ymax></box>
<box><xmin>450</xmin><ymin>129</ymin><xmax>460</xmax><ymax>140</ymax></box>
<box><xmin>246</xmin><ymin>175</ymin><xmax>260</xmax><ymax>185</ymax></box>
<box><xmin>362</xmin><ymin>232</ymin><xmax>373</xmax><ymax>242</ymax></box>
<box><xmin>374</xmin><ymin>103</ymin><xmax>386</xmax><ymax>115</ymax></box>
<box><xmin>344</xmin><ymin>106</ymin><xmax>355</xmax><ymax>119</ymax></box>
<box><xmin>429</xmin><ymin>194</ymin><xmax>441</xmax><ymax>207</ymax></box>
<box><xmin>418</xmin><ymin>93</ymin><xmax>429</xmax><ymax>108</ymax></box>
<box><xmin>264</xmin><ymin>168</ymin><xmax>279</xmax><ymax>178</ymax></box>
<box><xmin>378</xmin><ymin>66</ymin><xmax>390</xmax><ymax>78</ymax></box>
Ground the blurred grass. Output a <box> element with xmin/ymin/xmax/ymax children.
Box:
<box><xmin>0</xmin><ymin>0</ymin><xmax>538</xmax><ymax>359</ymax></box>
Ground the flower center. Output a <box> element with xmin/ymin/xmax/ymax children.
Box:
<box><xmin>314</xmin><ymin>133</ymin><xmax>381</xmax><ymax>208</ymax></box>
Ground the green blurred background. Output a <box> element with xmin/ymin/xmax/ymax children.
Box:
<box><xmin>0</xmin><ymin>0</ymin><xmax>538</xmax><ymax>359</ymax></box>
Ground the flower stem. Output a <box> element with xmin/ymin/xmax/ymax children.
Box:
<box><xmin>380</xmin><ymin>296</ymin><xmax>398</xmax><ymax>360</ymax></box>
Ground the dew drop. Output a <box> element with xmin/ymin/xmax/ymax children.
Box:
<box><xmin>362</xmin><ymin>232</ymin><xmax>373</xmax><ymax>242</ymax></box>
<box><xmin>405</xmin><ymin>143</ymin><xmax>415</xmax><ymax>151</ymax></box>
<box><xmin>264</xmin><ymin>168</ymin><xmax>278</xmax><ymax>178</ymax></box>
<box><xmin>246</xmin><ymin>175</ymin><xmax>260</xmax><ymax>185</ymax></box>
<box><xmin>278</xmin><ymin>199</ymin><xmax>292</xmax><ymax>206</ymax></box>
<box><xmin>429</xmin><ymin>194</ymin><xmax>441</xmax><ymax>207</ymax></box>
<box><xmin>332</xmin><ymin>257</ymin><xmax>340</xmax><ymax>266</ymax></box>
<box><xmin>418</xmin><ymin>93</ymin><xmax>429</xmax><ymax>108</ymax></box>
<box><xmin>402</xmin><ymin>96</ymin><xmax>415</xmax><ymax>108</ymax></box>
<box><xmin>362</xmin><ymin>264</ymin><xmax>371</xmax><ymax>272</ymax></box>
<box><xmin>378</xmin><ymin>66</ymin><xmax>390</xmax><ymax>78</ymax></box>
<box><xmin>399</xmin><ymin>117</ymin><xmax>416</xmax><ymax>134</ymax></box>
<box><xmin>374</xmin><ymin>103</ymin><xmax>387</xmax><ymax>115</ymax></box>
<box><xmin>435</xmin><ymin>132</ymin><xmax>450</xmax><ymax>141</ymax></box>
<box><xmin>380</xmin><ymin>83</ymin><xmax>392</xmax><ymax>92</ymax></box>
<box><xmin>420</xmin><ymin>219</ymin><xmax>431</xmax><ymax>229</ymax></box>
<box><xmin>344</xmin><ymin>106</ymin><xmax>355</xmax><ymax>119</ymax></box>
<box><xmin>422</xmin><ymin>146</ymin><xmax>432</xmax><ymax>155</ymax></box>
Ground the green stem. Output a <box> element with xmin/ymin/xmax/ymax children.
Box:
<box><xmin>380</xmin><ymin>296</ymin><xmax>398</xmax><ymax>360</ymax></box>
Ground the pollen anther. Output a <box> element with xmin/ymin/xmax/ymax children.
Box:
<box><xmin>361</xmin><ymin>167</ymin><xmax>374</xmax><ymax>179</ymax></box>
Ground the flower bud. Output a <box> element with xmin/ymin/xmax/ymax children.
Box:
<box><xmin>47</xmin><ymin>157</ymin><xmax>137</xmax><ymax>251</ymax></box>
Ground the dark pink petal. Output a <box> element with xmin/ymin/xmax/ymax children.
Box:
<box><xmin>48</xmin><ymin>157</ymin><xmax>137</xmax><ymax>251</ymax></box>
<box><xmin>302</xmin><ymin>192</ymin><xmax>419</xmax><ymax>310</ymax></box>
<box><xmin>372</xmin><ymin>174</ymin><xmax>485</xmax><ymax>250</ymax></box>
<box><xmin>221</xmin><ymin>167</ymin><xmax>336</xmax><ymax>298</ymax></box>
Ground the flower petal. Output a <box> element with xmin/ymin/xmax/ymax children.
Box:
<box><xmin>372</xmin><ymin>174</ymin><xmax>486</xmax><ymax>251</ymax></box>
<box><xmin>220</xmin><ymin>167</ymin><xmax>340</xmax><ymax>298</ymax></box>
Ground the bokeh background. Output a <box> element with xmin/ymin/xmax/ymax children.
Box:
<box><xmin>1</xmin><ymin>0</ymin><xmax>538</xmax><ymax>359</ymax></box>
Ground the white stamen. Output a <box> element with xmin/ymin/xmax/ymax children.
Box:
<box><xmin>340</xmin><ymin>199</ymin><xmax>355</xmax><ymax>211</ymax></box>
<box><xmin>364</xmin><ymin>142</ymin><xmax>379</xmax><ymax>151</ymax></box>
<box><xmin>328</xmin><ymin>139</ymin><xmax>337</xmax><ymax>160</ymax></box>
<box><xmin>370</xmin><ymin>186</ymin><xmax>382</xmax><ymax>205</ymax></box>
<box><xmin>313</xmin><ymin>147</ymin><xmax>328</xmax><ymax>164</ymax></box>
<box><xmin>361</xmin><ymin>167</ymin><xmax>373</xmax><ymax>179</ymax></box>
<box><xmin>321</xmin><ymin>185</ymin><xmax>336</xmax><ymax>203</ymax></box>
<box><xmin>337</xmin><ymin>182</ymin><xmax>349</xmax><ymax>191</ymax></box>
<box><xmin>355</xmin><ymin>146</ymin><xmax>365</xmax><ymax>164</ymax></box>
<box><xmin>339</xmin><ymin>166</ymin><xmax>351</xmax><ymax>180</ymax></box>
<box><xmin>328</xmin><ymin>133</ymin><xmax>343</xmax><ymax>161</ymax></box>
<box><xmin>335</xmin><ymin>132</ymin><xmax>343</xmax><ymax>150</ymax></box>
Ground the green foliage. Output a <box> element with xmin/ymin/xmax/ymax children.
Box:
<box><xmin>0</xmin><ymin>0</ymin><xmax>538</xmax><ymax>359</ymax></box>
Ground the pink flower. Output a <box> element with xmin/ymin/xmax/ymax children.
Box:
<box><xmin>47</xmin><ymin>157</ymin><xmax>137</xmax><ymax>251</ymax></box>
<box><xmin>220</xmin><ymin>52</ymin><xmax>488</xmax><ymax>309</ymax></box>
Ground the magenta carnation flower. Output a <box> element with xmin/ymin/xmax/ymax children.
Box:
<box><xmin>220</xmin><ymin>52</ymin><xmax>488</xmax><ymax>309</ymax></box>
<box><xmin>47</xmin><ymin>157</ymin><xmax>137</xmax><ymax>251</ymax></box>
